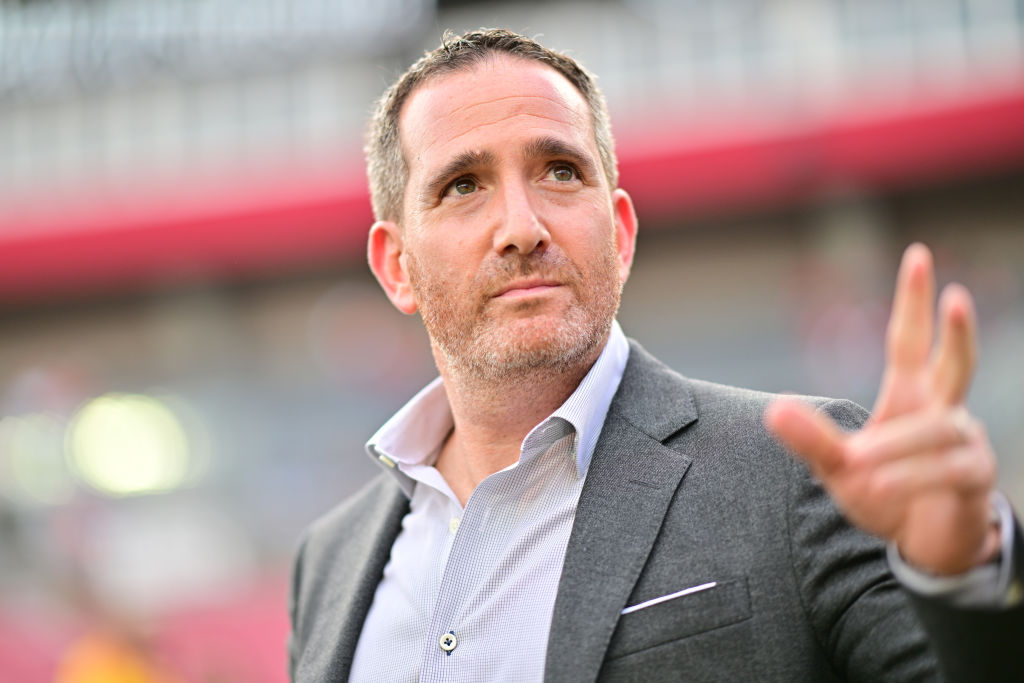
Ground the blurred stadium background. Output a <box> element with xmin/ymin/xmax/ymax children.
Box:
<box><xmin>2</xmin><ymin>0</ymin><xmax>1023</xmax><ymax>679</ymax></box>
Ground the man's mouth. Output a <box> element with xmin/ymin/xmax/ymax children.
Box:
<box><xmin>493</xmin><ymin>278</ymin><xmax>563</xmax><ymax>299</ymax></box>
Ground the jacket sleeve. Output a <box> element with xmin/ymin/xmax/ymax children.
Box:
<box><xmin>787</xmin><ymin>400</ymin><xmax>938</xmax><ymax>681</ymax></box>
<box><xmin>903</xmin><ymin>513</ymin><xmax>1024</xmax><ymax>681</ymax></box>
<box><xmin>787</xmin><ymin>398</ymin><xmax>1024</xmax><ymax>682</ymax></box>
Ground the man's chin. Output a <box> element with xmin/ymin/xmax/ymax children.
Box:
<box><xmin>458</xmin><ymin>314</ymin><xmax>609</xmax><ymax>377</ymax></box>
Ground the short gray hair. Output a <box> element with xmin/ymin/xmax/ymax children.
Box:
<box><xmin>365</xmin><ymin>28</ymin><xmax>619</xmax><ymax>223</ymax></box>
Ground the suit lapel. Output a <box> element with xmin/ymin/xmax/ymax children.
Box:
<box><xmin>545</xmin><ymin>341</ymin><xmax>698</xmax><ymax>682</ymax></box>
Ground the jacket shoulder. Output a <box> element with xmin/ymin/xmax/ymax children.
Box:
<box><xmin>622</xmin><ymin>336</ymin><xmax>867</xmax><ymax>435</ymax></box>
<box><xmin>686</xmin><ymin>376</ymin><xmax>868</xmax><ymax>431</ymax></box>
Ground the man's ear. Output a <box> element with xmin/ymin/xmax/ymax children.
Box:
<box><xmin>612</xmin><ymin>188</ymin><xmax>638</xmax><ymax>285</ymax></box>
<box><xmin>368</xmin><ymin>220</ymin><xmax>418</xmax><ymax>314</ymax></box>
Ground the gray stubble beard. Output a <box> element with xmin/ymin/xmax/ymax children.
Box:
<box><xmin>407</xmin><ymin>246</ymin><xmax>621</xmax><ymax>385</ymax></box>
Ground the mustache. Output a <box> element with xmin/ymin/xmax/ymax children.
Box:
<box><xmin>478</xmin><ymin>251</ymin><xmax>582</xmax><ymax>298</ymax></box>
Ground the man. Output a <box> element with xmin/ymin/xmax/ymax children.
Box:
<box><xmin>289</xmin><ymin>29</ymin><xmax>1023</xmax><ymax>681</ymax></box>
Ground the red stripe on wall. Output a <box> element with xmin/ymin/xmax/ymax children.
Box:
<box><xmin>3</xmin><ymin>89</ymin><xmax>1024</xmax><ymax>306</ymax></box>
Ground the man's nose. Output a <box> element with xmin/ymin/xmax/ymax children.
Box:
<box><xmin>492</xmin><ymin>181</ymin><xmax>550</xmax><ymax>256</ymax></box>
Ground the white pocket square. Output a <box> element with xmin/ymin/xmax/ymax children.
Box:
<box><xmin>620</xmin><ymin>581</ymin><xmax>718</xmax><ymax>615</ymax></box>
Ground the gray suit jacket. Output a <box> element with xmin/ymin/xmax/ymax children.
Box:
<box><xmin>289</xmin><ymin>340</ymin><xmax>1024</xmax><ymax>681</ymax></box>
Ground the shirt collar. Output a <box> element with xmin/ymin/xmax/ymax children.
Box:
<box><xmin>365</xmin><ymin>320</ymin><xmax>630</xmax><ymax>496</ymax></box>
<box><xmin>539</xmin><ymin>319</ymin><xmax>628</xmax><ymax>477</ymax></box>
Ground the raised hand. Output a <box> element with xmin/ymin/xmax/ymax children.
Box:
<box><xmin>765</xmin><ymin>243</ymin><xmax>1000</xmax><ymax>575</ymax></box>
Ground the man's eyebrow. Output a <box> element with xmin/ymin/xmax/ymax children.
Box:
<box><xmin>522</xmin><ymin>136</ymin><xmax>598</xmax><ymax>177</ymax></box>
<box><xmin>422</xmin><ymin>149</ymin><xmax>497</xmax><ymax>200</ymax></box>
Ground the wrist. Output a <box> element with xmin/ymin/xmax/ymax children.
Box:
<box><xmin>899</xmin><ymin>502</ymin><xmax>1003</xmax><ymax>576</ymax></box>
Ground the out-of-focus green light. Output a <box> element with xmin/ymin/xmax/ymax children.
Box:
<box><xmin>66</xmin><ymin>394</ymin><xmax>191</xmax><ymax>496</ymax></box>
<box><xmin>0</xmin><ymin>413</ymin><xmax>74</xmax><ymax>506</ymax></box>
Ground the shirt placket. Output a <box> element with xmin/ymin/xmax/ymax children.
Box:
<box><xmin>418</xmin><ymin>469</ymin><xmax>508</xmax><ymax>680</ymax></box>
<box><xmin>417</xmin><ymin>422</ymin><xmax>575</xmax><ymax>681</ymax></box>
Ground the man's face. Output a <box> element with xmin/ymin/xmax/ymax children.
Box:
<box><xmin>377</xmin><ymin>55</ymin><xmax>636</xmax><ymax>378</ymax></box>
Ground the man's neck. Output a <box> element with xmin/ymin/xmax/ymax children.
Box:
<box><xmin>432</xmin><ymin>343</ymin><xmax>602</xmax><ymax>506</ymax></box>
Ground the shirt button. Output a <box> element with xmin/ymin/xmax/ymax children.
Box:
<box><xmin>449</xmin><ymin>518</ymin><xmax>460</xmax><ymax>534</ymax></box>
<box><xmin>439</xmin><ymin>631</ymin><xmax>457</xmax><ymax>653</ymax></box>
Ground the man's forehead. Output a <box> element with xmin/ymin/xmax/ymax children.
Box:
<box><xmin>397</xmin><ymin>55</ymin><xmax>593</xmax><ymax>171</ymax></box>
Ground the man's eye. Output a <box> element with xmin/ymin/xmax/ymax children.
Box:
<box><xmin>551</xmin><ymin>165</ymin><xmax>576</xmax><ymax>182</ymax></box>
<box><xmin>448</xmin><ymin>178</ymin><xmax>477</xmax><ymax>196</ymax></box>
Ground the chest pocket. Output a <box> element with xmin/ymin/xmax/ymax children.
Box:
<box><xmin>605</xmin><ymin>576</ymin><xmax>752</xmax><ymax>660</ymax></box>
